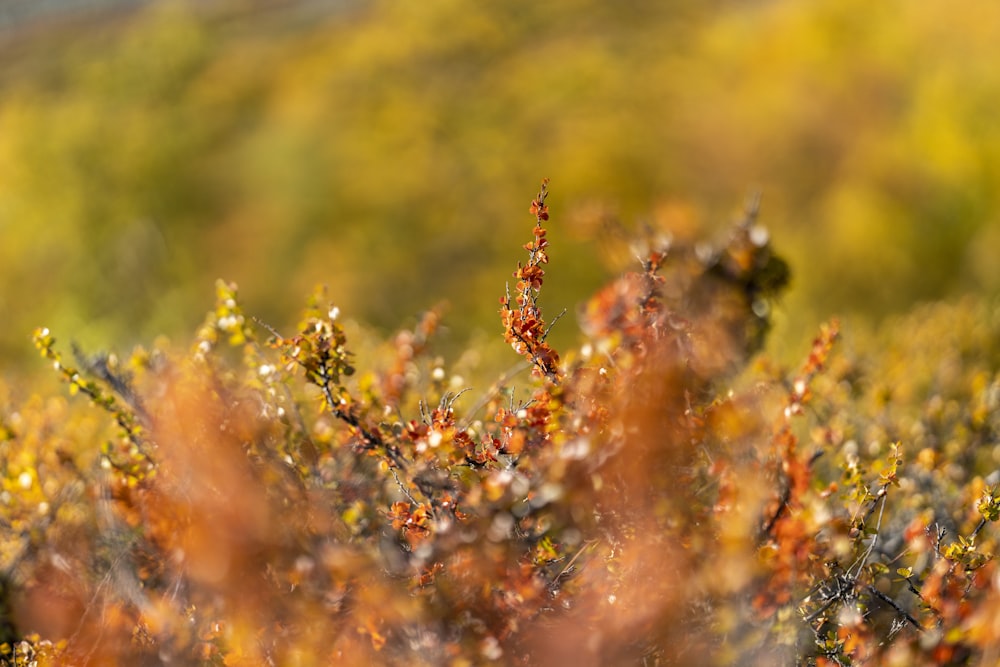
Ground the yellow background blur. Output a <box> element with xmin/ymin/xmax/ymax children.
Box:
<box><xmin>1</xmin><ymin>0</ymin><xmax>999</xmax><ymax>376</ymax></box>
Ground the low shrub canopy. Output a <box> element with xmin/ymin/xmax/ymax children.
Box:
<box><xmin>1</xmin><ymin>183</ymin><xmax>1000</xmax><ymax>666</ymax></box>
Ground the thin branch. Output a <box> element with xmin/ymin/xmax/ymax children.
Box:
<box><xmin>543</xmin><ymin>308</ymin><xmax>568</xmax><ymax>341</ymax></box>
<box><xmin>847</xmin><ymin>488</ymin><xmax>888</xmax><ymax>580</ymax></box>
<box><xmin>390</xmin><ymin>466</ymin><xmax>419</xmax><ymax>506</ymax></box>
<box><xmin>456</xmin><ymin>361</ymin><xmax>532</xmax><ymax>430</ymax></box>
<box><xmin>759</xmin><ymin>448</ymin><xmax>823</xmax><ymax>541</ymax></box>
<box><xmin>316</xmin><ymin>366</ymin><xmax>407</xmax><ymax>469</ymax></box>
<box><xmin>866</xmin><ymin>585</ymin><xmax>922</xmax><ymax>632</ymax></box>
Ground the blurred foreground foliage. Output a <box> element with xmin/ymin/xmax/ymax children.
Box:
<box><xmin>2</xmin><ymin>184</ymin><xmax>1000</xmax><ymax>665</ymax></box>
<box><xmin>1</xmin><ymin>0</ymin><xmax>1000</xmax><ymax>370</ymax></box>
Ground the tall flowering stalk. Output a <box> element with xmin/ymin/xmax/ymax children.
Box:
<box><xmin>500</xmin><ymin>179</ymin><xmax>563</xmax><ymax>384</ymax></box>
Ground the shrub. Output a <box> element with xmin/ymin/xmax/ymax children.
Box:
<box><xmin>1</xmin><ymin>182</ymin><xmax>999</xmax><ymax>665</ymax></box>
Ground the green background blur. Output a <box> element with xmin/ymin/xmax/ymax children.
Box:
<box><xmin>2</xmin><ymin>0</ymin><xmax>999</xmax><ymax>380</ymax></box>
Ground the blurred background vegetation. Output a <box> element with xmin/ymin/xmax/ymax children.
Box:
<box><xmin>1</xmin><ymin>0</ymin><xmax>999</xmax><ymax>382</ymax></box>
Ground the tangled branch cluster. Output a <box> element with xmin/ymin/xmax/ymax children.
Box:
<box><xmin>0</xmin><ymin>184</ymin><xmax>999</xmax><ymax>666</ymax></box>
